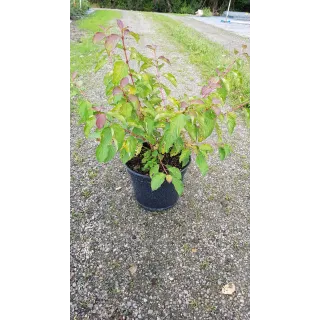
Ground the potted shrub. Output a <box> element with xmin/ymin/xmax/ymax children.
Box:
<box><xmin>72</xmin><ymin>19</ymin><xmax>250</xmax><ymax>211</ymax></box>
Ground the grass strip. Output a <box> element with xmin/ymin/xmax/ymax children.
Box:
<box><xmin>144</xmin><ymin>12</ymin><xmax>250</xmax><ymax>105</ymax></box>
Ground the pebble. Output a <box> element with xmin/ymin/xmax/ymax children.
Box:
<box><xmin>148</xmin><ymin>310</ymin><xmax>153</xmax><ymax>315</ymax></box>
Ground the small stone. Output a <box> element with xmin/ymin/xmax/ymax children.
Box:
<box><xmin>138</xmin><ymin>315</ymin><xmax>142</xmax><ymax>319</ymax></box>
<box><xmin>143</xmin><ymin>298</ymin><xmax>147</xmax><ymax>303</ymax></box>
<box><xmin>72</xmin><ymin>282</ymin><xmax>76</xmax><ymax>287</ymax></box>
<box><xmin>127</xmin><ymin>301</ymin><xmax>132</xmax><ymax>307</ymax></box>
<box><xmin>88</xmin><ymin>303</ymin><xmax>93</xmax><ymax>309</ymax></box>
<box><xmin>169</xmin><ymin>276</ymin><xmax>174</xmax><ymax>281</ymax></box>
<box><xmin>148</xmin><ymin>310</ymin><xmax>153</xmax><ymax>315</ymax></box>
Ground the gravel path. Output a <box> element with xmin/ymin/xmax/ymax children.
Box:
<box><xmin>164</xmin><ymin>14</ymin><xmax>250</xmax><ymax>53</ymax></box>
<box><xmin>70</xmin><ymin>10</ymin><xmax>250</xmax><ymax>320</ymax></box>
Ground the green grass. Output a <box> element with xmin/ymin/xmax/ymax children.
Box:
<box><xmin>76</xmin><ymin>10</ymin><xmax>121</xmax><ymax>32</ymax></box>
<box><xmin>70</xmin><ymin>10</ymin><xmax>121</xmax><ymax>75</ymax></box>
<box><xmin>144</xmin><ymin>12</ymin><xmax>250</xmax><ymax>106</ymax></box>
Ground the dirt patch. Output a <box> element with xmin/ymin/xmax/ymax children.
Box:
<box><xmin>70</xmin><ymin>21</ymin><xmax>87</xmax><ymax>42</ymax></box>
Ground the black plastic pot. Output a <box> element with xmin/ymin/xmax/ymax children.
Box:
<box><xmin>126</xmin><ymin>160</ymin><xmax>191</xmax><ymax>211</ymax></box>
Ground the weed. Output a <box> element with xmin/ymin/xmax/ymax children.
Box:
<box><xmin>88</xmin><ymin>168</ymin><xmax>98</xmax><ymax>179</ymax></box>
<box><xmin>200</xmin><ymin>259</ymin><xmax>210</xmax><ymax>269</ymax></box>
<box><xmin>81</xmin><ymin>188</ymin><xmax>91</xmax><ymax>198</ymax></box>
<box><xmin>76</xmin><ymin>138</ymin><xmax>83</xmax><ymax>149</ymax></box>
<box><xmin>72</xmin><ymin>152</ymin><xmax>84</xmax><ymax>165</ymax></box>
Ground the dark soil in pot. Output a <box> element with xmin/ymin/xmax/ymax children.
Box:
<box><xmin>126</xmin><ymin>144</ymin><xmax>190</xmax><ymax>211</ymax></box>
<box><xmin>126</xmin><ymin>149</ymin><xmax>183</xmax><ymax>174</ymax></box>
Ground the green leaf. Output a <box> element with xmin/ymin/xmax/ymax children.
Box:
<box><xmin>149</xmin><ymin>164</ymin><xmax>159</xmax><ymax>178</ymax></box>
<box><xmin>120</xmin><ymin>148</ymin><xmax>131</xmax><ymax>164</ymax></box>
<box><xmin>170</xmin><ymin>137</ymin><xmax>184</xmax><ymax>156</ymax></box>
<box><xmin>123</xmin><ymin>136</ymin><xmax>137</xmax><ymax>161</ymax></box>
<box><xmin>145</xmin><ymin>117</ymin><xmax>155</xmax><ymax>136</ymax></box>
<box><xmin>224</xmin><ymin>144</ymin><xmax>231</xmax><ymax>157</ymax></box>
<box><xmin>119</xmin><ymin>102</ymin><xmax>133</xmax><ymax>118</ymax></box>
<box><xmin>161</xmin><ymin>83</ymin><xmax>171</xmax><ymax>96</ymax></box>
<box><xmin>243</xmin><ymin>107</ymin><xmax>250</xmax><ymax>127</ymax></box>
<box><xmin>96</xmin><ymin>144</ymin><xmax>116</xmax><ymax>163</ymax></box>
<box><xmin>163</xmin><ymin>73</ymin><xmax>177</xmax><ymax>87</ymax></box>
<box><xmin>140</xmin><ymin>61</ymin><xmax>153</xmax><ymax>71</ymax></box>
<box><xmin>79</xmin><ymin>100</ymin><xmax>92</xmax><ymax>123</ymax></box>
<box><xmin>172</xmin><ymin>177</ymin><xmax>184</xmax><ymax>196</ymax></box>
<box><xmin>169</xmin><ymin>114</ymin><xmax>186</xmax><ymax>139</ymax></box>
<box><xmin>199</xmin><ymin>143</ymin><xmax>214</xmax><ymax>153</ymax></box>
<box><xmin>159</xmin><ymin>129</ymin><xmax>176</xmax><ymax>153</ymax></box>
<box><xmin>185</xmin><ymin>120</ymin><xmax>198</xmax><ymax>141</ymax></box>
<box><xmin>227</xmin><ymin>112</ymin><xmax>237</xmax><ymax>134</ymax></box>
<box><xmin>219</xmin><ymin>147</ymin><xmax>226</xmax><ymax>160</ymax></box>
<box><xmin>198</xmin><ymin>110</ymin><xmax>216</xmax><ymax>142</ymax></box>
<box><xmin>112</xmin><ymin>61</ymin><xmax>129</xmax><ymax>85</ymax></box>
<box><xmin>196</xmin><ymin>152</ymin><xmax>208</xmax><ymax>176</ymax></box>
<box><xmin>129</xmin><ymin>31</ymin><xmax>140</xmax><ymax>42</ymax></box>
<box><xmin>154</xmin><ymin>112</ymin><xmax>174</xmax><ymax>121</ymax></box>
<box><xmin>179</xmin><ymin>149</ymin><xmax>191</xmax><ymax>167</ymax></box>
<box><xmin>107</xmin><ymin>111</ymin><xmax>126</xmax><ymax>124</ymax></box>
<box><xmin>111</xmin><ymin>123</ymin><xmax>125</xmax><ymax>151</ymax></box>
<box><xmin>101</xmin><ymin>127</ymin><xmax>113</xmax><ymax>145</ymax></box>
<box><xmin>151</xmin><ymin>172</ymin><xmax>166</xmax><ymax>191</ymax></box>
<box><xmin>216</xmin><ymin>85</ymin><xmax>227</xmax><ymax>103</ymax></box>
<box><xmin>167</xmin><ymin>166</ymin><xmax>182</xmax><ymax>179</ymax></box>
<box><xmin>88</xmin><ymin>130</ymin><xmax>101</xmax><ymax>140</ymax></box>
<box><xmin>84</xmin><ymin>116</ymin><xmax>96</xmax><ymax>138</ymax></box>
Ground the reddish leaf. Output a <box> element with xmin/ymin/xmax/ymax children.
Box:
<box><xmin>93</xmin><ymin>32</ymin><xmax>106</xmax><ymax>44</ymax></box>
<box><xmin>124</xmin><ymin>28</ymin><xmax>130</xmax><ymax>36</ymax></box>
<box><xmin>201</xmin><ymin>85</ymin><xmax>213</xmax><ymax>98</ymax></box>
<box><xmin>180</xmin><ymin>101</ymin><xmax>188</xmax><ymax>109</ymax></box>
<box><xmin>105</xmin><ymin>34</ymin><xmax>121</xmax><ymax>53</ymax></box>
<box><xmin>208</xmin><ymin>77</ymin><xmax>220</xmax><ymax>85</ymax></box>
<box><xmin>120</xmin><ymin>77</ymin><xmax>129</xmax><ymax>88</ymax></box>
<box><xmin>113</xmin><ymin>86</ymin><xmax>122</xmax><ymax>95</ymax></box>
<box><xmin>190</xmin><ymin>99</ymin><xmax>204</xmax><ymax>105</ymax></box>
<box><xmin>213</xmin><ymin>107</ymin><xmax>221</xmax><ymax>115</ymax></box>
<box><xmin>117</xmin><ymin>19</ymin><xmax>124</xmax><ymax>29</ymax></box>
<box><xmin>71</xmin><ymin>71</ymin><xmax>78</xmax><ymax>82</ymax></box>
<box><xmin>96</xmin><ymin>114</ymin><xmax>106</xmax><ymax>129</ymax></box>
<box><xmin>212</xmin><ymin>98</ymin><xmax>221</xmax><ymax>105</ymax></box>
<box><xmin>158</xmin><ymin>56</ymin><xmax>171</xmax><ymax>65</ymax></box>
<box><xmin>128</xmin><ymin>94</ymin><xmax>138</xmax><ymax>103</ymax></box>
<box><xmin>92</xmin><ymin>106</ymin><xmax>107</xmax><ymax>112</ymax></box>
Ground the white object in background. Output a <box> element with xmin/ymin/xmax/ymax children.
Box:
<box><xmin>225</xmin><ymin>0</ymin><xmax>232</xmax><ymax>21</ymax></box>
<box><xmin>80</xmin><ymin>0</ymin><xmax>82</xmax><ymax>8</ymax></box>
<box><xmin>195</xmin><ymin>9</ymin><xmax>203</xmax><ymax>17</ymax></box>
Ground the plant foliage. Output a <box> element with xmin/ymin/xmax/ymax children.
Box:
<box><xmin>72</xmin><ymin>20</ymin><xmax>250</xmax><ymax>195</ymax></box>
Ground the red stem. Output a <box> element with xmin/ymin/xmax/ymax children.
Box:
<box><xmin>159</xmin><ymin>158</ymin><xmax>168</xmax><ymax>174</ymax></box>
<box><xmin>153</xmin><ymin>50</ymin><xmax>166</xmax><ymax>108</ymax></box>
<box><xmin>121</xmin><ymin>32</ymin><xmax>143</xmax><ymax>118</ymax></box>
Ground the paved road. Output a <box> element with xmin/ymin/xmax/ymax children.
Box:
<box><xmin>166</xmin><ymin>14</ymin><xmax>250</xmax><ymax>53</ymax></box>
<box><xmin>192</xmin><ymin>16</ymin><xmax>250</xmax><ymax>38</ymax></box>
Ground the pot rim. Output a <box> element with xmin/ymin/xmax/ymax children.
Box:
<box><xmin>125</xmin><ymin>157</ymin><xmax>191</xmax><ymax>179</ymax></box>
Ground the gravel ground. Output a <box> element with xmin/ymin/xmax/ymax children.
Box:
<box><xmin>70</xmin><ymin>10</ymin><xmax>250</xmax><ymax>320</ymax></box>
